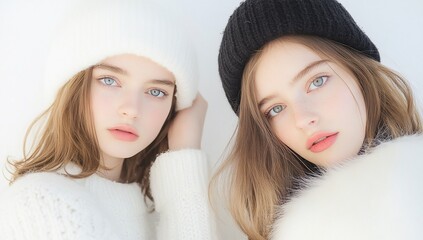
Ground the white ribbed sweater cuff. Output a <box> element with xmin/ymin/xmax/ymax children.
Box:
<box><xmin>150</xmin><ymin>149</ymin><xmax>209</xmax><ymax>211</ymax></box>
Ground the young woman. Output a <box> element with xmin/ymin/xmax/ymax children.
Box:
<box><xmin>214</xmin><ymin>0</ymin><xmax>423</xmax><ymax>239</ymax></box>
<box><xmin>0</xmin><ymin>0</ymin><xmax>214</xmax><ymax>239</ymax></box>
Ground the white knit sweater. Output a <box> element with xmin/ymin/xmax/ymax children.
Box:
<box><xmin>0</xmin><ymin>149</ymin><xmax>214</xmax><ymax>240</ymax></box>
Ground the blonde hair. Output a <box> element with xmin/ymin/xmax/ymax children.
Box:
<box><xmin>211</xmin><ymin>36</ymin><xmax>422</xmax><ymax>239</ymax></box>
<box><xmin>9</xmin><ymin>67</ymin><xmax>176</xmax><ymax>202</ymax></box>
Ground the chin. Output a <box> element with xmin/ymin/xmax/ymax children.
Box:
<box><xmin>101</xmin><ymin>147</ymin><xmax>142</xmax><ymax>160</ymax></box>
<box><xmin>311</xmin><ymin>154</ymin><xmax>345</xmax><ymax>168</ymax></box>
<box><xmin>115</xmin><ymin>151</ymin><xmax>141</xmax><ymax>159</ymax></box>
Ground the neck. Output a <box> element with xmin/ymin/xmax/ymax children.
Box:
<box><xmin>97</xmin><ymin>155</ymin><xmax>125</xmax><ymax>182</ymax></box>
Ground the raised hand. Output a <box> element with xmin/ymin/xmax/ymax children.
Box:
<box><xmin>168</xmin><ymin>93</ymin><xmax>208</xmax><ymax>150</ymax></box>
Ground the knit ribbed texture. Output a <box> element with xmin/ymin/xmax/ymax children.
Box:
<box><xmin>0</xmin><ymin>172</ymin><xmax>126</xmax><ymax>239</ymax></box>
<box><xmin>0</xmin><ymin>151</ymin><xmax>214</xmax><ymax>239</ymax></box>
<box><xmin>150</xmin><ymin>149</ymin><xmax>214</xmax><ymax>240</ymax></box>
<box><xmin>43</xmin><ymin>0</ymin><xmax>198</xmax><ymax>111</ymax></box>
<box><xmin>218</xmin><ymin>0</ymin><xmax>380</xmax><ymax>114</ymax></box>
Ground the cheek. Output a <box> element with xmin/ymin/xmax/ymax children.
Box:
<box><xmin>322</xmin><ymin>93</ymin><xmax>347</xmax><ymax>115</ymax></box>
<box><xmin>271</xmin><ymin>116</ymin><xmax>297</xmax><ymax>148</ymax></box>
<box><xmin>139</xmin><ymin>99</ymin><xmax>172</xmax><ymax>131</ymax></box>
<box><xmin>332</xmin><ymin>72</ymin><xmax>367</xmax><ymax>123</ymax></box>
<box><xmin>91</xmin><ymin>88</ymin><xmax>114</xmax><ymax>120</ymax></box>
<box><xmin>330</xmin><ymin>84</ymin><xmax>366</xmax><ymax>125</ymax></box>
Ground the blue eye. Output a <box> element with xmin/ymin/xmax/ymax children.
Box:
<box><xmin>266</xmin><ymin>105</ymin><xmax>285</xmax><ymax>118</ymax></box>
<box><xmin>148</xmin><ymin>89</ymin><xmax>166</xmax><ymax>97</ymax></box>
<box><xmin>99</xmin><ymin>77</ymin><xmax>118</xmax><ymax>86</ymax></box>
<box><xmin>308</xmin><ymin>76</ymin><xmax>328</xmax><ymax>91</ymax></box>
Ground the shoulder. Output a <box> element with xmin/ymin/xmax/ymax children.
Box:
<box><xmin>0</xmin><ymin>171</ymin><xmax>95</xmax><ymax>219</ymax></box>
<box><xmin>364</xmin><ymin>134</ymin><xmax>423</xmax><ymax>163</ymax></box>
<box><xmin>0</xmin><ymin>172</ymin><xmax>115</xmax><ymax>239</ymax></box>
<box><xmin>270</xmin><ymin>134</ymin><xmax>423</xmax><ymax>240</ymax></box>
<box><xmin>3</xmin><ymin>171</ymin><xmax>89</xmax><ymax>202</ymax></box>
<box><xmin>326</xmin><ymin>134</ymin><xmax>423</xmax><ymax>185</ymax></box>
<box><xmin>2</xmin><ymin>163</ymin><xmax>98</xmax><ymax>203</ymax></box>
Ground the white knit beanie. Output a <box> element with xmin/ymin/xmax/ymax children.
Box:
<box><xmin>43</xmin><ymin>0</ymin><xmax>198</xmax><ymax>110</ymax></box>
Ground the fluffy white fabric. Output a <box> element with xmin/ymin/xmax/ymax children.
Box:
<box><xmin>271</xmin><ymin>135</ymin><xmax>423</xmax><ymax>240</ymax></box>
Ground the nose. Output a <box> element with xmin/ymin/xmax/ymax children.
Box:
<box><xmin>118</xmin><ymin>92</ymin><xmax>139</xmax><ymax>119</ymax></box>
<box><xmin>292</xmin><ymin>102</ymin><xmax>318</xmax><ymax>129</ymax></box>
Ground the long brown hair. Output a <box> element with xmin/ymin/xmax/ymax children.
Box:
<box><xmin>9</xmin><ymin>66</ymin><xmax>176</xmax><ymax>202</ymax></box>
<box><xmin>211</xmin><ymin>36</ymin><xmax>422</xmax><ymax>239</ymax></box>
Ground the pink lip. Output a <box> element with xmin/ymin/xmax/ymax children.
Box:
<box><xmin>307</xmin><ymin>132</ymin><xmax>338</xmax><ymax>153</ymax></box>
<box><xmin>108</xmin><ymin>125</ymin><xmax>139</xmax><ymax>142</ymax></box>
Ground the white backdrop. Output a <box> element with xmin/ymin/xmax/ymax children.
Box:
<box><xmin>1</xmin><ymin>0</ymin><xmax>422</xmax><ymax>239</ymax></box>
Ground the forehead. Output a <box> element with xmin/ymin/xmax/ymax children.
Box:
<box><xmin>254</xmin><ymin>41</ymin><xmax>323</xmax><ymax>94</ymax></box>
<box><xmin>97</xmin><ymin>54</ymin><xmax>176</xmax><ymax>82</ymax></box>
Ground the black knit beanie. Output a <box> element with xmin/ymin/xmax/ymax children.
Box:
<box><xmin>218</xmin><ymin>0</ymin><xmax>380</xmax><ymax>114</ymax></box>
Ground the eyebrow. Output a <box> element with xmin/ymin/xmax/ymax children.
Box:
<box><xmin>148</xmin><ymin>79</ymin><xmax>175</xmax><ymax>87</ymax></box>
<box><xmin>94</xmin><ymin>63</ymin><xmax>128</xmax><ymax>75</ymax></box>
<box><xmin>292</xmin><ymin>59</ymin><xmax>329</xmax><ymax>83</ymax></box>
<box><xmin>257</xmin><ymin>59</ymin><xmax>330</xmax><ymax>109</ymax></box>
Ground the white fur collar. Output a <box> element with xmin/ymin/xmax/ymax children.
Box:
<box><xmin>271</xmin><ymin>135</ymin><xmax>423</xmax><ymax>240</ymax></box>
